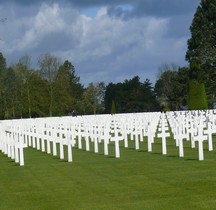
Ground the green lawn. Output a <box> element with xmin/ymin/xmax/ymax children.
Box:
<box><xmin>0</xmin><ymin>136</ymin><xmax>216</xmax><ymax>210</ymax></box>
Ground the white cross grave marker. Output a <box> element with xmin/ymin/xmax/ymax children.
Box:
<box><xmin>193</xmin><ymin>119</ymin><xmax>207</xmax><ymax>161</ymax></box>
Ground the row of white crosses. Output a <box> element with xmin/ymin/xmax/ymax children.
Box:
<box><xmin>167</xmin><ymin>109</ymin><xmax>216</xmax><ymax>160</ymax></box>
<box><xmin>0</xmin><ymin>117</ymin><xmax>75</xmax><ymax>165</ymax></box>
<box><xmin>0</xmin><ymin>110</ymin><xmax>216</xmax><ymax>166</ymax></box>
<box><xmin>0</xmin><ymin>119</ymin><xmax>28</xmax><ymax>166</ymax></box>
<box><xmin>0</xmin><ymin>112</ymin><xmax>162</xmax><ymax>165</ymax></box>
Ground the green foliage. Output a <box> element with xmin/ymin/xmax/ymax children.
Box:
<box><xmin>111</xmin><ymin>100</ymin><xmax>116</xmax><ymax>114</ymax></box>
<box><xmin>188</xmin><ymin>80</ymin><xmax>208</xmax><ymax>110</ymax></box>
<box><xmin>28</xmin><ymin>72</ymin><xmax>50</xmax><ymax>118</ymax></box>
<box><xmin>205</xmin><ymin>71</ymin><xmax>216</xmax><ymax>107</ymax></box>
<box><xmin>188</xmin><ymin>60</ymin><xmax>203</xmax><ymax>81</ymax></box>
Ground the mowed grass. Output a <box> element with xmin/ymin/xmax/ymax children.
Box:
<box><xmin>0</xmin><ymin>135</ymin><xmax>216</xmax><ymax>210</ymax></box>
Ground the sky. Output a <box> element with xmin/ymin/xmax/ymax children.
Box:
<box><xmin>0</xmin><ymin>0</ymin><xmax>200</xmax><ymax>86</ymax></box>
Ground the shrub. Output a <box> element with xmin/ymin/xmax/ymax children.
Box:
<box><xmin>188</xmin><ymin>80</ymin><xmax>208</xmax><ymax>110</ymax></box>
<box><xmin>111</xmin><ymin>100</ymin><xmax>116</xmax><ymax>114</ymax></box>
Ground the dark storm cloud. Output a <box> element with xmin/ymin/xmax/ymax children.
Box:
<box><xmin>132</xmin><ymin>0</ymin><xmax>200</xmax><ymax>17</ymax></box>
<box><xmin>0</xmin><ymin>0</ymin><xmax>200</xmax><ymax>17</ymax></box>
<box><xmin>0</xmin><ymin>0</ymin><xmax>131</xmax><ymax>7</ymax></box>
<box><xmin>69</xmin><ymin>0</ymin><xmax>201</xmax><ymax>17</ymax></box>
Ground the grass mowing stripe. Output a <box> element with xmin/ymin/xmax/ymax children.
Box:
<box><xmin>0</xmin><ymin>136</ymin><xmax>216</xmax><ymax>210</ymax></box>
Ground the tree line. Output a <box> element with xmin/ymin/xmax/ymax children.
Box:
<box><xmin>0</xmin><ymin>53</ymin><xmax>83</xmax><ymax>119</ymax></box>
<box><xmin>1</xmin><ymin>48</ymin><xmax>213</xmax><ymax>120</ymax></box>
<box><xmin>0</xmin><ymin>52</ymin><xmax>162</xmax><ymax>119</ymax></box>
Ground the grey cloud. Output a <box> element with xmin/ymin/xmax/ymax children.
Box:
<box><xmin>166</xmin><ymin>14</ymin><xmax>194</xmax><ymax>38</ymax></box>
<box><xmin>34</xmin><ymin>33</ymin><xmax>75</xmax><ymax>52</ymax></box>
<box><xmin>0</xmin><ymin>0</ymin><xmax>198</xmax><ymax>86</ymax></box>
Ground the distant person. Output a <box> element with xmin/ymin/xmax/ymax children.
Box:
<box><xmin>71</xmin><ymin>110</ymin><xmax>77</xmax><ymax>117</ymax></box>
<box><xmin>160</xmin><ymin>104</ymin><xmax>165</xmax><ymax>112</ymax></box>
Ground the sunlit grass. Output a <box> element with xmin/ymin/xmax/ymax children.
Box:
<box><xmin>0</xmin><ymin>135</ymin><xmax>216</xmax><ymax>210</ymax></box>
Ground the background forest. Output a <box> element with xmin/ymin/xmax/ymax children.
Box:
<box><xmin>0</xmin><ymin>52</ymin><xmax>161</xmax><ymax>119</ymax></box>
<box><xmin>0</xmin><ymin>51</ymin><xmax>214</xmax><ymax>120</ymax></box>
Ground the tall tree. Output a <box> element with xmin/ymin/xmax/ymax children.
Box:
<box><xmin>155</xmin><ymin>66</ymin><xmax>189</xmax><ymax>111</ymax></box>
<box><xmin>13</xmin><ymin>55</ymin><xmax>33</xmax><ymax>117</ymax></box>
<box><xmin>28</xmin><ymin>71</ymin><xmax>49</xmax><ymax>117</ymax></box>
<box><xmin>81</xmin><ymin>82</ymin><xmax>105</xmax><ymax>114</ymax></box>
<box><xmin>185</xmin><ymin>0</ymin><xmax>215</xmax><ymax>109</ymax></box>
<box><xmin>14</xmin><ymin>63</ymin><xmax>48</xmax><ymax>117</ymax></box>
<box><xmin>38</xmin><ymin>53</ymin><xmax>61</xmax><ymax>116</ymax></box>
<box><xmin>3</xmin><ymin>67</ymin><xmax>17</xmax><ymax>118</ymax></box>
<box><xmin>104</xmin><ymin>76</ymin><xmax>159</xmax><ymax>113</ymax></box>
<box><xmin>53</xmin><ymin>60</ymin><xmax>83</xmax><ymax>116</ymax></box>
<box><xmin>186</xmin><ymin>0</ymin><xmax>216</xmax><ymax>81</ymax></box>
<box><xmin>142</xmin><ymin>79</ymin><xmax>159</xmax><ymax>112</ymax></box>
<box><xmin>0</xmin><ymin>52</ymin><xmax>7</xmax><ymax>118</ymax></box>
<box><xmin>157</xmin><ymin>62</ymin><xmax>179</xmax><ymax>79</ymax></box>
<box><xmin>63</xmin><ymin>60</ymin><xmax>83</xmax><ymax>113</ymax></box>
<box><xmin>104</xmin><ymin>82</ymin><xmax>119</xmax><ymax>113</ymax></box>
<box><xmin>0</xmin><ymin>52</ymin><xmax>6</xmax><ymax>72</ymax></box>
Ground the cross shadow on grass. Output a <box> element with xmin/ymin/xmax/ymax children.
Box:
<box><xmin>167</xmin><ymin>155</ymin><xmax>179</xmax><ymax>158</ymax></box>
<box><xmin>137</xmin><ymin>149</ymin><xmax>148</xmax><ymax>153</ymax></box>
<box><xmin>185</xmin><ymin>157</ymin><xmax>198</xmax><ymax>161</ymax></box>
<box><xmin>151</xmin><ymin>152</ymin><xmax>162</xmax><ymax>155</ymax></box>
<box><xmin>58</xmin><ymin>159</ymin><xmax>68</xmax><ymax>163</ymax></box>
<box><xmin>105</xmin><ymin>155</ymin><xmax>115</xmax><ymax>159</ymax></box>
<box><xmin>122</xmin><ymin>147</ymin><xmax>134</xmax><ymax>150</ymax></box>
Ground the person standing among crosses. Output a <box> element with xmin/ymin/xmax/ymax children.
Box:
<box><xmin>71</xmin><ymin>110</ymin><xmax>77</xmax><ymax>117</ymax></box>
